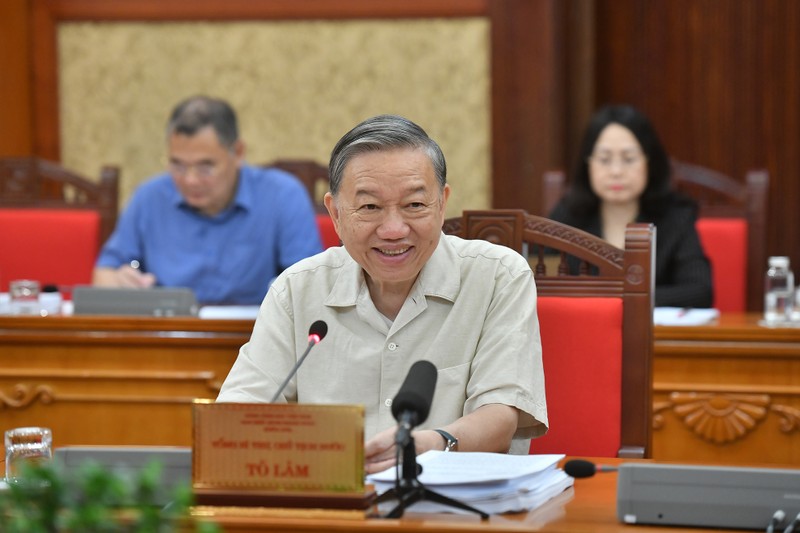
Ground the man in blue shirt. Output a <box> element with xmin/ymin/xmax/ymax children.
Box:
<box><xmin>93</xmin><ymin>95</ymin><xmax>323</xmax><ymax>304</ymax></box>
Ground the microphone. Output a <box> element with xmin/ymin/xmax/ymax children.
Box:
<box><xmin>391</xmin><ymin>360</ymin><xmax>438</xmax><ymax>448</ymax></box>
<box><xmin>269</xmin><ymin>320</ymin><xmax>328</xmax><ymax>403</ymax></box>
<box><xmin>563</xmin><ymin>458</ymin><xmax>619</xmax><ymax>478</ymax></box>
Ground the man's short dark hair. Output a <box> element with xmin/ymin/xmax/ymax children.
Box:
<box><xmin>328</xmin><ymin>114</ymin><xmax>447</xmax><ymax>195</ymax></box>
<box><xmin>166</xmin><ymin>95</ymin><xmax>239</xmax><ymax>148</ymax></box>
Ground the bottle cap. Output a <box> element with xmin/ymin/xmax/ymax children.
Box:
<box><xmin>768</xmin><ymin>256</ymin><xmax>790</xmax><ymax>268</ymax></box>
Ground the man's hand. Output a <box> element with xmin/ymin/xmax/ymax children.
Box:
<box><xmin>92</xmin><ymin>265</ymin><xmax>157</xmax><ymax>288</ymax></box>
<box><xmin>364</xmin><ymin>426</ymin><xmax>397</xmax><ymax>474</ymax></box>
<box><xmin>364</xmin><ymin>404</ymin><xmax>519</xmax><ymax>474</ymax></box>
<box><xmin>364</xmin><ymin>426</ymin><xmax>444</xmax><ymax>475</ymax></box>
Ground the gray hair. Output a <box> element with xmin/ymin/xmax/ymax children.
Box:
<box><xmin>166</xmin><ymin>95</ymin><xmax>239</xmax><ymax>149</ymax></box>
<box><xmin>328</xmin><ymin>114</ymin><xmax>447</xmax><ymax>195</ymax></box>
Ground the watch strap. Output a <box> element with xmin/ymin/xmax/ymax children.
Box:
<box><xmin>433</xmin><ymin>428</ymin><xmax>458</xmax><ymax>452</ymax></box>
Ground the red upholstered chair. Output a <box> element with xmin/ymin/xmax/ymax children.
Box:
<box><xmin>541</xmin><ymin>161</ymin><xmax>769</xmax><ymax>312</ymax></box>
<box><xmin>670</xmin><ymin>160</ymin><xmax>768</xmax><ymax>312</ymax></box>
<box><xmin>0</xmin><ymin>209</ymin><xmax>100</xmax><ymax>293</ymax></box>
<box><xmin>265</xmin><ymin>159</ymin><xmax>340</xmax><ymax>248</ymax></box>
<box><xmin>443</xmin><ymin>209</ymin><xmax>655</xmax><ymax>458</ymax></box>
<box><xmin>0</xmin><ymin>158</ymin><xmax>120</xmax><ymax>293</ymax></box>
<box><xmin>316</xmin><ymin>213</ymin><xmax>340</xmax><ymax>249</ymax></box>
<box><xmin>0</xmin><ymin>157</ymin><xmax>119</xmax><ymax>245</ymax></box>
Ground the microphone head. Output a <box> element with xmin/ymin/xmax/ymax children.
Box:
<box><xmin>391</xmin><ymin>360</ymin><xmax>438</xmax><ymax>425</ymax></box>
<box><xmin>563</xmin><ymin>459</ymin><xmax>597</xmax><ymax>478</ymax></box>
<box><xmin>308</xmin><ymin>320</ymin><xmax>328</xmax><ymax>343</ymax></box>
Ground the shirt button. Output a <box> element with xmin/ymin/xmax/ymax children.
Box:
<box><xmin>387</xmin><ymin>342</ymin><xmax>398</xmax><ymax>351</ymax></box>
<box><xmin>385</xmin><ymin>398</ymin><xmax>393</xmax><ymax>407</ymax></box>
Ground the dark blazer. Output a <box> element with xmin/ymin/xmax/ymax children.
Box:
<box><xmin>549</xmin><ymin>198</ymin><xmax>713</xmax><ymax>308</ymax></box>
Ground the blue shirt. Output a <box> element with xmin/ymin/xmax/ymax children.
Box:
<box><xmin>96</xmin><ymin>165</ymin><xmax>323</xmax><ymax>304</ymax></box>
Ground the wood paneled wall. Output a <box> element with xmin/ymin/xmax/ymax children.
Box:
<box><xmin>5</xmin><ymin>0</ymin><xmax>565</xmax><ymax>226</ymax></box>
<box><xmin>0</xmin><ymin>0</ymin><xmax>33</xmax><ymax>156</ymax></box>
<box><xmin>593</xmin><ymin>0</ymin><xmax>800</xmax><ymax>276</ymax></box>
<box><xmin>3</xmin><ymin>0</ymin><xmax>799</xmax><ymax>271</ymax></box>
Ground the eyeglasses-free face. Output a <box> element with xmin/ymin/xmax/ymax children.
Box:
<box><xmin>167</xmin><ymin>126</ymin><xmax>243</xmax><ymax>216</ymax></box>
<box><xmin>324</xmin><ymin>148</ymin><xmax>450</xmax><ymax>307</ymax></box>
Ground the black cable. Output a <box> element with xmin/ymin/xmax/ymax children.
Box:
<box><xmin>767</xmin><ymin>510</ymin><xmax>786</xmax><ymax>533</ymax></box>
<box><xmin>783</xmin><ymin>512</ymin><xmax>800</xmax><ymax>533</ymax></box>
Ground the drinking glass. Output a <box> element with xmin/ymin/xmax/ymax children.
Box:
<box><xmin>9</xmin><ymin>279</ymin><xmax>41</xmax><ymax>315</ymax></box>
<box><xmin>4</xmin><ymin>426</ymin><xmax>53</xmax><ymax>481</ymax></box>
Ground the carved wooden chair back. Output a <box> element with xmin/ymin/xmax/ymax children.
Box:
<box><xmin>0</xmin><ymin>157</ymin><xmax>119</xmax><ymax>243</ymax></box>
<box><xmin>443</xmin><ymin>209</ymin><xmax>655</xmax><ymax>458</ymax></box>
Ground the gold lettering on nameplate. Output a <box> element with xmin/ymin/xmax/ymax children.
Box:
<box><xmin>193</xmin><ymin>401</ymin><xmax>364</xmax><ymax>493</ymax></box>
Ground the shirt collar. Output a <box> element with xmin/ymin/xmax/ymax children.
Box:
<box><xmin>230</xmin><ymin>165</ymin><xmax>254</xmax><ymax>211</ymax></box>
<box><xmin>171</xmin><ymin>166</ymin><xmax>250</xmax><ymax>216</ymax></box>
<box><xmin>416</xmin><ymin>234</ymin><xmax>460</xmax><ymax>303</ymax></box>
<box><xmin>324</xmin><ymin>234</ymin><xmax>461</xmax><ymax>308</ymax></box>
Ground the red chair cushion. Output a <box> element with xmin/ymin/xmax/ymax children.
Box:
<box><xmin>0</xmin><ymin>209</ymin><xmax>100</xmax><ymax>293</ymax></box>
<box><xmin>316</xmin><ymin>213</ymin><xmax>340</xmax><ymax>249</ymax></box>
<box><xmin>695</xmin><ymin>218</ymin><xmax>747</xmax><ymax>312</ymax></box>
<box><xmin>530</xmin><ymin>296</ymin><xmax>623</xmax><ymax>457</ymax></box>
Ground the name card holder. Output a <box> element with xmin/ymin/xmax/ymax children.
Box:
<box><xmin>193</xmin><ymin>401</ymin><xmax>376</xmax><ymax>510</ymax></box>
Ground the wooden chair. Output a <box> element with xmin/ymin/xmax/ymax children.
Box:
<box><xmin>541</xmin><ymin>161</ymin><xmax>769</xmax><ymax>312</ymax></box>
<box><xmin>265</xmin><ymin>159</ymin><xmax>340</xmax><ymax>249</ymax></box>
<box><xmin>670</xmin><ymin>160</ymin><xmax>768</xmax><ymax>312</ymax></box>
<box><xmin>267</xmin><ymin>159</ymin><xmax>329</xmax><ymax>214</ymax></box>
<box><xmin>443</xmin><ymin>209</ymin><xmax>655</xmax><ymax>458</ymax></box>
<box><xmin>0</xmin><ymin>157</ymin><xmax>120</xmax><ymax>292</ymax></box>
<box><xmin>0</xmin><ymin>157</ymin><xmax>119</xmax><ymax>243</ymax></box>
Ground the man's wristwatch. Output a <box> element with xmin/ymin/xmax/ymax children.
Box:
<box><xmin>433</xmin><ymin>429</ymin><xmax>458</xmax><ymax>452</ymax></box>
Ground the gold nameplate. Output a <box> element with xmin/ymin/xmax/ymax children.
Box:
<box><xmin>193</xmin><ymin>402</ymin><xmax>364</xmax><ymax>494</ymax></box>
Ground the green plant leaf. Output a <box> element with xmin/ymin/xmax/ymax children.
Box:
<box><xmin>0</xmin><ymin>458</ymin><xmax>218</xmax><ymax>532</ymax></box>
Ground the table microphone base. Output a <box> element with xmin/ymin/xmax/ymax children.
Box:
<box><xmin>375</xmin><ymin>435</ymin><xmax>488</xmax><ymax>520</ymax></box>
<box><xmin>376</xmin><ymin>480</ymin><xmax>489</xmax><ymax>519</ymax></box>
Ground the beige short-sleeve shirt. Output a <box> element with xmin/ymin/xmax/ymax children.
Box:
<box><xmin>217</xmin><ymin>234</ymin><xmax>548</xmax><ymax>453</ymax></box>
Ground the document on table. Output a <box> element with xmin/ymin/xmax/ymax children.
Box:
<box><xmin>198</xmin><ymin>306</ymin><xmax>260</xmax><ymax>319</ymax></box>
<box><xmin>367</xmin><ymin>452</ymin><xmax>573</xmax><ymax>515</ymax></box>
<box><xmin>653</xmin><ymin>307</ymin><xmax>720</xmax><ymax>326</ymax></box>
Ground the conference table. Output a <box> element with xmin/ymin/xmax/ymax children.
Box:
<box><xmin>190</xmin><ymin>457</ymin><xmax>745</xmax><ymax>532</ymax></box>
<box><xmin>653</xmin><ymin>313</ymin><xmax>800</xmax><ymax>465</ymax></box>
<box><xmin>1</xmin><ymin>312</ymin><xmax>799</xmax><ymax>465</ymax></box>
<box><xmin>0</xmin><ymin>313</ymin><xmax>246</xmax><ymax>446</ymax></box>
<box><xmin>0</xmin><ymin>452</ymin><xmax>749</xmax><ymax>532</ymax></box>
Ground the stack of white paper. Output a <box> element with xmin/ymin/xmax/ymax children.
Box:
<box><xmin>367</xmin><ymin>452</ymin><xmax>573</xmax><ymax>515</ymax></box>
<box><xmin>197</xmin><ymin>305</ymin><xmax>260</xmax><ymax>319</ymax></box>
<box><xmin>653</xmin><ymin>307</ymin><xmax>720</xmax><ymax>326</ymax></box>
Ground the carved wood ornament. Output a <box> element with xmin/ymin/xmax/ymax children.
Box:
<box><xmin>653</xmin><ymin>392</ymin><xmax>800</xmax><ymax>444</ymax></box>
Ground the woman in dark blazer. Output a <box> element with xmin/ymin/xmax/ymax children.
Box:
<box><xmin>549</xmin><ymin>104</ymin><xmax>713</xmax><ymax>308</ymax></box>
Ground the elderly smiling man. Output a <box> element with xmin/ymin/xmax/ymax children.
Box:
<box><xmin>217</xmin><ymin>114</ymin><xmax>547</xmax><ymax>473</ymax></box>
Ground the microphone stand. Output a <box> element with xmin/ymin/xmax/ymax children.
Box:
<box><xmin>374</xmin><ymin>433</ymin><xmax>489</xmax><ymax>520</ymax></box>
<box><xmin>270</xmin><ymin>338</ymin><xmax>316</xmax><ymax>403</ymax></box>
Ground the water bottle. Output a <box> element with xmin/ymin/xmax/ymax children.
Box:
<box><xmin>764</xmin><ymin>256</ymin><xmax>794</xmax><ymax>323</ymax></box>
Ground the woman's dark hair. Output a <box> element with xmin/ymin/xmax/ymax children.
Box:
<box><xmin>563</xmin><ymin>104</ymin><xmax>674</xmax><ymax>224</ymax></box>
